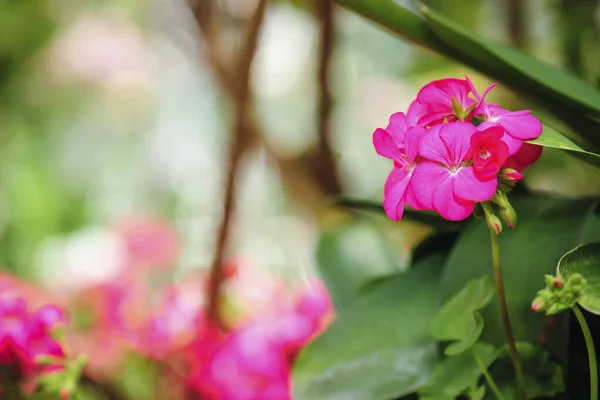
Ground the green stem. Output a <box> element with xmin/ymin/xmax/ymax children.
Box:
<box><xmin>489</xmin><ymin>228</ymin><xmax>527</xmax><ymax>400</ymax></box>
<box><xmin>472</xmin><ymin>348</ymin><xmax>505</xmax><ymax>400</ymax></box>
<box><xmin>573</xmin><ymin>305</ymin><xmax>598</xmax><ymax>400</ymax></box>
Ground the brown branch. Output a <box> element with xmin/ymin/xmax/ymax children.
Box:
<box><xmin>313</xmin><ymin>0</ymin><xmax>341</xmax><ymax>194</ymax></box>
<box><xmin>204</xmin><ymin>0</ymin><xmax>268</xmax><ymax>330</ymax></box>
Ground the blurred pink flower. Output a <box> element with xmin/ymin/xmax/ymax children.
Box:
<box><xmin>115</xmin><ymin>218</ymin><xmax>179</xmax><ymax>271</ymax></box>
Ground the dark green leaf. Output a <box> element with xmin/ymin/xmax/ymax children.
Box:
<box><xmin>491</xmin><ymin>342</ymin><xmax>565</xmax><ymax>399</ymax></box>
<box><xmin>556</xmin><ymin>242</ymin><xmax>600</xmax><ymax>314</ymax></box>
<box><xmin>293</xmin><ymin>249</ymin><xmax>448</xmax><ymax>400</ymax></box>
<box><xmin>334</xmin><ymin>197</ymin><xmax>463</xmax><ymax>231</ymax></box>
<box><xmin>316</xmin><ymin>221</ymin><xmax>402</xmax><ymax>311</ymax></box>
<box><xmin>419</xmin><ymin>342</ymin><xmax>501</xmax><ymax>398</ymax></box>
<box><xmin>430</xmin><ymin>277</ymin><xmax>495</xmax><ymax>356</ymax></box>
<box><xmin>420</xmin><ymin>5</ymin><xmax>600</xmax><ymax>118</ymax></box>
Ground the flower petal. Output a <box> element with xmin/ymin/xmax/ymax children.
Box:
<box><xmin>432</xmin><ymin>174</ymin><xmax>475</xmax><ymax>221</ymax></box>
<box><xmin>404</xmin><ymin>126</ymin><xmax>425</xmax><ymax>163</ymax></box>
<box><xmin>439</xmin><ymin>122</ymin><xmax>476</xmax><ymax>166</ymax></box>
<box><xmin>453</xmin><ymin>166</ymin><xmax>498</xmax><ymax>202</ymax></box>
<box><xmin>373</xmin><ymin>128</ymin><xmax>403</xmax><ymax>163</ymax></box>
<box><xmin>405</xmin><ymin>182</ymin><xmax>426</xmax><ymax>211</ymax></box>
<box><xmin>411</xmin><ymin>161</ymin><xmax>448</xmax><ymax>210</ymax></box>
<box><xmin>386</xmin><ymin>112</ymin><xmax>408</xmax><ymax>147</ymax></box>
<box><xmin>497</xmin><ymin>110</ymin><xmax>543</xmax><ymax>140</ymax></box>
<box><xmin>383</xmin><ymin>167</ymin><xmax>412</xmax><ymax>220</ymax></box>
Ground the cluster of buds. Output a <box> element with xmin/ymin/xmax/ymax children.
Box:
<box><xmin>531</xmin><ymin>273</ymin><xmax>587</xmax><ymax>315</ymax></box>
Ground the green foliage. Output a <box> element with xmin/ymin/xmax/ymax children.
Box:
<box><xmin>440</xmin><ymin>196</ymin><xmax>600</xmax><ymax>351</ymax></box>
<box><xmin>557</xmin><ymin>242</ymin><xmax>600</xmax><ymax>314</ymax></box>
<box><xmin>316</xmin><ymin>220</ymin><xmax>403</xmax><ymax>311</ymax></box>
<box><xmin>430</xmin><ymin>277</ymin><xmax>495</xmax><ymax>356</ymax></box>
<box><xmin>293</xmin><ymin>245</ymin><xmax>449</xmax><ymax>400</ymax></box>
<box><xmin>419</xmin><ymin>342</ymin><xmax>501</xmax><ymax>399</ymax></box>
<box><xmin>491</xmin><ymin>343</ymin><xmax>565</xmax><ymax>399</ymax></box>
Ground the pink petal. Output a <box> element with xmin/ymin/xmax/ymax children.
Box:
<box><xmin>404</xmin><ymin>126</ymin><xmax>425</xmax><ymax>163</ymax></box>
<box><xmin>439</xmin><ymin>122</ymin><xmax>476</xmax><ymax>166</ymax></box>
<box><xmin>373</xmin><ymin>128</ymin><xmax>403</xmax><ymax>163</ymax></box>
<box><xmin>497</xmin><ymin>111</ymin><xmax>543</xmax><ymax>140</ymax></box>
<box><xmin>386</xmin><ymin>112</ymin><xmax>408</xmax><ymax>147</ymax></box>
<box><xmin>383</xmin><ymin>167</ymin><xmax>412</xmax><ymax>220</ymax></box>
<box><xmin>453</xmin><ymin>166</ymin><xmax>498</xmax><ymax>202</ymax></box>
<box><xmin>407</xmin><ymin>100</ymin><xmax>428</xmax><ymax>126</ymax></box>
<box><xmin>418</xmin><ymin>125</ymin><xmax>450</xmax><ymax>165</ymax></box>
<box><xmin>479</xmin><ymin>121</ymin><xmax>523</xmax><ymax>156</ymax></box>
<box><xmin>411</xmin><ymin>162</ymin><xmax>448</xmax><ymax>210</ymax></box>
<box><xmin>405</xmin><ymin>182</ymin><xmax>426</xmax><ymax>211</ymax></box>
<box><xmin>432</xmin><ymin>173</ymin><xmax>475</xmax><ymax>221</ymax></box>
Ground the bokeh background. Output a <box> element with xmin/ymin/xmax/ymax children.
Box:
<box><xmin>2</xmin><ymin>0</ymin><xmax>600</xmax><ymax>397</ymax></box>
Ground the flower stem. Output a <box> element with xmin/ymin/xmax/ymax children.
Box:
<box><xmin>489</xmin><ymin>228</ymin><xmax>527</xmax><ymax>400</ymax></box>
<box><xmin>573</xmin><ymin>305</ymin><xmax>598</xmax><ymax>400</ymax></box>
<box><xmin>472</xmin><ymin>348</ymin><xmax>505</xmax><ymax>400</ymax></box>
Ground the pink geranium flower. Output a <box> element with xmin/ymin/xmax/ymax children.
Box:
<box><xmin>373</xmin><ymin>112</ymin><xmax>426</xmax><ymax>220</ymax></box>
<box><xmin>466</xmin><ymin>77</ymin><xmax>542</xmax><ymax>155</ymax></box>
<box><xmin>407</xmin><ymin>78</ymin><xmax>475</xmax><ymax>126</ymax></box>
<box><xmin>465</xmin><ymin>125</ymin><xmax>509</xmax><ymax>180</ymax></box>
<box><xmin>412</xmin><ymin>122</ymin><xmax>498</xmax><ymax>221</ymax></box>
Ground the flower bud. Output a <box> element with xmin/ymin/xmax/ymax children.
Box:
<box><xmin>554</xmin><ymin>279</ymin><xmax>563</xmax><ymax>288</ymax></box>
<box><xmin>485</xmin><ymin>212</ymin><xmax>502</xmax><ymax>234</ymax></box>
<box><xmin>531</xmin><ymin>301</ymin><xmax>543</xmax><ymax>312</ymax></box>
<box><xmin>500</xmin><ymin>205</ymin><xmax>517</xmax><ymax>229</ymax></box>
<box><xmin>499</xmin><ymin>168</ymin><xmax>524</xmax><ymax>183</ymax></box>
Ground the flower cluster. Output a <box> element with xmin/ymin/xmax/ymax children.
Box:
<box><xmin>374</xmin><ymin>76</ymin><xmax>543</xmax><ymax>222</ymax></box>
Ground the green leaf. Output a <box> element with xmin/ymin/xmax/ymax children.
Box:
<box><xmin>293</xmin><ymin>249</ymin><xmax>448</xmax><ymax>400</ymax></box>
<box><xmin>491</xmin><ymin>342</ymin><xmax>565</xmax><ymax>399</ymax></box>
<box><xmin>335</xmin><ymin>197</ymin><xmax>463</xmax><ymax>231</ymax></box>
<box><xmin>419</xmin><ymin>343</ymin><xmax>501</xmax><ymax>399</ymax></box>
<box><xmin>439</xmin><ymin>196</ymin><xmax>600</xmax><ymax>360</ymax></box>
<box><xmin>316</xmin><ymin>221</ymin><xmax>402</xmax><ymax>311</ymax></box>
<box><xmin>420</xmin><ymin>5</ymin><xmax>600</xmax><ymax>118</ymax></box>
<box><xmin>556</xmin><ymin>242</ymin><xmax>600</xmax><ymax>314</ymax></box>
<box><xmin>468</xmin><ymin>386</ymin><xmax>487</xmax><ymax>400</ymax></box>
<box><xmin>430</xmin><ymin>277</ymin><xmax>495</xmax><ymax>356</ymax></box>
<box><xmin>527</xmin><ymin>125</ymin><xmax>600</xmax><ymax>170</ymax></box>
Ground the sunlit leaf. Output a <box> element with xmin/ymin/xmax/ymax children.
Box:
<box><xmin>430</xmin><ymin>277</ymin><xmax>494</xmax><ymax>356</ymax></box>
<box><xmin>316</xmin><ymin>221</ymin><xmax>402</xmax><ymax>311</ymax></box>
<box><xmin>293</xmin><ymin>248</ymin><xmax>449</xmax><ymax>400</ymax></box>
<box><xmin>527</xmin><ymin>125</ymin><xmax>600</xmax><ymax>170</ymax></box>
<box><xmin>556</xmin><ymin>242</ymin><xmax>600</xmax><ymax>314</ymax></box>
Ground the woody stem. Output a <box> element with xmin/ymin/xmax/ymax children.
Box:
<box><xmin>489</xmin><ymin>227</ymin><xmax>527</xmax><ymax>400</ymax></box>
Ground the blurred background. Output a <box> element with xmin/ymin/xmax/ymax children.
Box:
<box><xmin>3</xmin><ymin>0</ymin><xmax>600</xmax><ymax>397</ymax></box>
